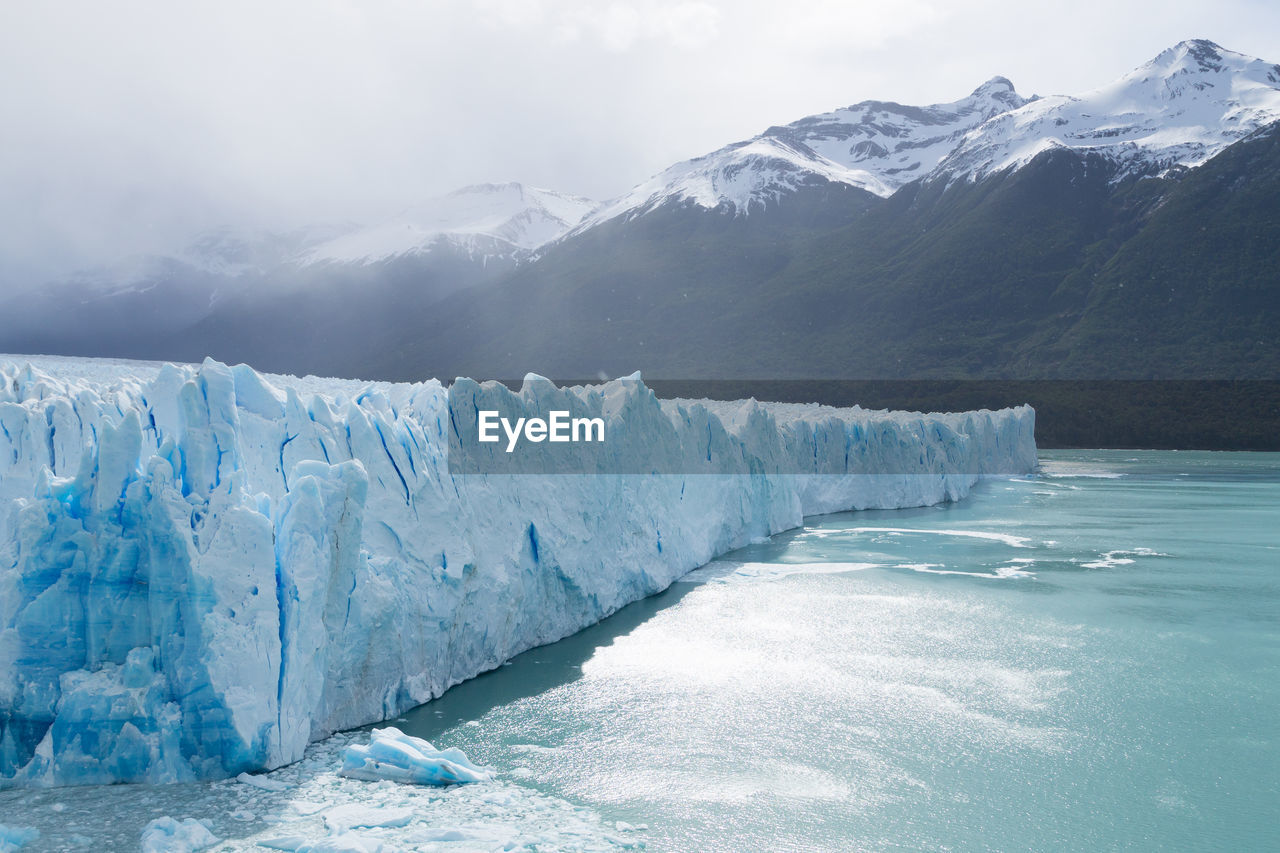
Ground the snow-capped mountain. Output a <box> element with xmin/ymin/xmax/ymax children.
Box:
<box><xmin>577</xmin><ymin>77</ymin><xmax>1031</xmax><ymax>229</ymax></box>
<box><xmin>937</xmin><ymin>39</ymin><xmax>1280</xmax><ymax>183</ymax></box>
<box><xmin>578</xmin><ymin>39</ymin><xmax>1280</xmax><ymax>232</ymax></box>
<box><xmin>8</xmin><ymin>39</ymin><xmax>1279</xmax><ymax>384</ymax></box>
<box><xmin>299</xmin><ymin>183</ymin><xmax>597</xmax><ymax>266</ymax></box>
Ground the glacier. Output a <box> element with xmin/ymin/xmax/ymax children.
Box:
<box><xmin>0</xmin><ymin>355</ymin><xmax>1035</xmax><ymax>788</ymax></box>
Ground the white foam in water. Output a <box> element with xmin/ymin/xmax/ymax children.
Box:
<box><xmin>1038</xmin><ymin>460</ymin><xmax>1125</xmax><ymax>479</ymax></box>
<box><xmin>845</xmin><ymin>527</ymin><xmax>1035</xmax><ymax>548</ymax></box>
<box><xmin>1079</xmin><ymin>548</ymin><xmax>1169</xmax><ymax>570</ymax></box>
<box><xmin>681</xmin><ymin>561</ymin><xmax>880</xmax><ymax>584</ymax></box>
<box><xmin>899</xmin><ymin>563</ymin><xmax>1035</xmax><ymax>580</ymax></box>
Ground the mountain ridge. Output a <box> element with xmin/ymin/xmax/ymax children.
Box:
<box><xmin>2</xmin><ymin>38</ymin><xmax>1276</xmax><ymax>391</ymax></box>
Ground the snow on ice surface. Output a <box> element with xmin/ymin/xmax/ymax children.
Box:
<box><xmin>0</xmin><ymin>353</ymin><xmax>1034</xmax><ymax>789</ymax></box>
<box><xmin>299</xmin><ymin>183</ymin><xmax>598</xmax><ymax>266</ymax></box>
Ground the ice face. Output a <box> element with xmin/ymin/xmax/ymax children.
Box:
<box><xmin>0</xmin><ymin>355</ymin><xmax>1036</xmax><ymax>788</ymax></box>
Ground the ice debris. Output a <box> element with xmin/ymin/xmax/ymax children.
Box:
<box><xmin>139</xmin><ymin>817</ymin><xmax>218</xmax><ymax>853</ymax></box>
<box><xmin>339</xmin><ymin>727</ymin><xmax>491</xmax><ymax>786</ymax></box>
<box><xmin>0</xmin><ymin>824</ymin><xmax>38</xmax><ymax>853</ymax></box>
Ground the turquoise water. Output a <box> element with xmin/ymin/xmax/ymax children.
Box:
<box><xmin>400</xmin><ymin>451</ymin><xmax>1280</xmax><ymax>852</ymax></box>
<box><xmin>2</xmin><ymin>451</ymin><xmax>1275</xmax><ymax>851</ymax></box>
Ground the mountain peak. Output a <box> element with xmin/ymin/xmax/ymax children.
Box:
<box><xmin>964</xmin><ymin>75</ymin><xmax>1027</xmax><ymax>112</ymax></box>
<box><xmin>934</xmin><ymin>40</ymin><xmax>1280</xmax><ymax>185</ymax></box>
<box><xmin>578</xmin><ymin>76</ymin><xmax>1034</xmax><ymax>227</ymax></box>
<box><xmin>1167</xmin><ymin>38</ymin><xmax>1224</xmax><ymax>61</ymax></box>
<box><xmin>971</xmin><ymin>76</ymin><xmax>1016</xmax><ymax>96</ymax></box>
<box><xmin>1134</xmin><ymin>38</ymin><xmax>1245</xmax><ymax>80</ymax></box>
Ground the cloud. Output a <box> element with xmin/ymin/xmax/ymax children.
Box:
<box><xmin>480</xmin><ymin>1</ymin><xmax>723</xmax><ymax>51</ymax></box>
<box><xmin>771</xmin><ymin>0</ymin><xmax>948</xmax><ymax>51</ymax></box>
<box><xmin>0</xmin><ymin>0</ymin><xmax>1276</xmax><ymax>289</ymax></box>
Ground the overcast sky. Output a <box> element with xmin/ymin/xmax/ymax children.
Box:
<box><xmin>2</xmin><ymin>0</ymin><xmax>1278</xmax><ymax>285</ymax></box>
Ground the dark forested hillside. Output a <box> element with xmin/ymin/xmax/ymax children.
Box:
<box><xmin>365</xmin><ymin>122</ymin><xmax>1279</xmax><ymax>384</ymax></box>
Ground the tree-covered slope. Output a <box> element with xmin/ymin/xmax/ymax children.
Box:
<box><xmin>367</xmin><ymin>122</ymin><xmax>1279</xmax><ymax>382</ymax></box>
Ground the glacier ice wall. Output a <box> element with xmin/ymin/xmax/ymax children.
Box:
<box><xmin>0</xmin><ymin>357</ymin><xmax>1035</xmax><ymax>787</ymax></box>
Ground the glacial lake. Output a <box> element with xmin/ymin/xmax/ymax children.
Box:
<box><xmin>398</xmin><ymin>450</ymin><xmax>1280</xmax><ymax>851</ymax></box>
<box><xmin>4</xmin><ymin>450</ymin><xmax>1277</xmax><ymax>851</ymax></box>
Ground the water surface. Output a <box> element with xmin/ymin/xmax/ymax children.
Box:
<box><xmin>400</xmin><ymin>450</ymin><xmax>1280</xmax><ymax>851</ymax></box>
<box><xmin>3</xmin><ymin>451</ymin><xmax>1275</xmax><ymax>851</ymax></box>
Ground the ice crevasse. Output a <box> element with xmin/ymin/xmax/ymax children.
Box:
<box><xmin>0</xmin><ymin>356</ymin><xmax>1036</xmax><ymax>787</ymax></box>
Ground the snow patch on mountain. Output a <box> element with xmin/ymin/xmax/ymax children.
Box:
<box><xmin>299</xmin><ymin>184</ymin><xmax>597</xmax><ymax>266</ymax></box>
<box><xmin>935</xmin><ymin>40</ymin><xmax>1280</xmax><ymax>183</ymax></box>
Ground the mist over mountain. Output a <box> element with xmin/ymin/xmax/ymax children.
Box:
<box><xmin>3</xmin><ymin>39</ymin><xmax>1277</xmax><ymax>386</ymax></box>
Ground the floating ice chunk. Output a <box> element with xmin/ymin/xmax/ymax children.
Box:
<box><xmin>0</xmin><ymin>824</ymin><xmax>39</xmax><ymax>852</ymax></box>
<box><xmin>406</xmin><ymin>825</ymin><xmax>520</xmax><ymax>846</ymax></box>
<box><xmin>139</xmin><ymin>817</ymin><xmax>218</xmax><ymax>853</ymax></box>
<box><xmin>237</xmin><ymin>771</ymin><xmax>290</xmax><ymax>791</ymax></box>
<box><xmin>339</xmin><ymin>727</ymin><xmax>491</xmax><ymax>785</ymax></box>
<box><xmin>297</xmin><ymin>834</ymin><xmax>385</xmax><ymax>853</ymax></box>
<box><xmin>290</xmin><ymin>800</ymin><xmax>328</xmax><ymax>816</ymax></box>
<box><xmin>259</xmin><ymin>837</ymin><xmax>309</xmax><ymax>852</ymax></box>
<box><xmin>410</xmin><ymin>828</ymin><xmax>470</xmax><ymax>842</ymax></box>
<box><xmin>323</xmin><ymin>803</ymin><xmax>416</xmax><ymax>833</ymax></box>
